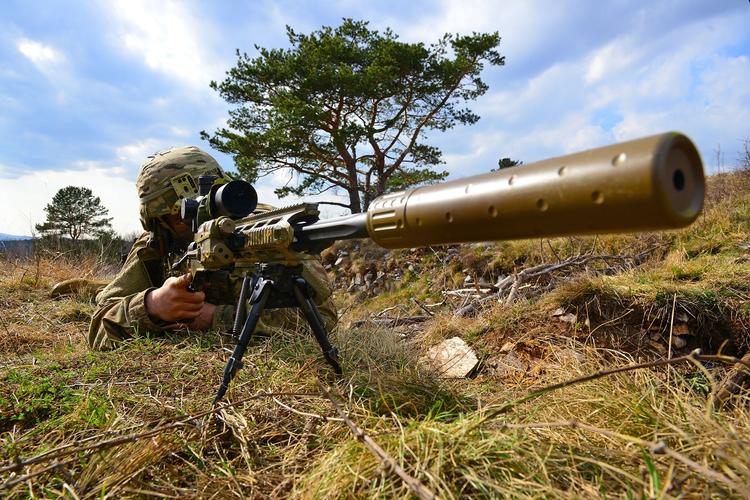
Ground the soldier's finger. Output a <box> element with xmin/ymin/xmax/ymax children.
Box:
<box><xmin>179</xmin><ymin>302</ymin><xmax>203</xmax><ymax>314</ymax></box>
<box><xmin>176</xmin><ymin>290</ymin><xmax>205</xmax><ymax>303</ymax></box>
<box><xmin>176</xmin><ymin>307</ymin><xmax>201</xmax><ymax>318</ymax></box>
<box><xmin>173</xmin><ymin>273</ymin><xmax>193</xmax><ymax>288</ymax></box>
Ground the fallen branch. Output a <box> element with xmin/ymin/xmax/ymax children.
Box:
<box><xmin>473</xmin><ymin>350</ymin><xmax>750</xmax><ymax>429</ymax></box>
<box><xmin>317</xmin><ymin>381</ymin><xmax>437</xmax><ymax>500</ymax></box>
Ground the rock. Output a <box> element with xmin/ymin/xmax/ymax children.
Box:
<box><xmin>672</xmin><ymin>323</ymin><xmax>690</xmax><ymax>336</ymax></box>
<box><xmin>365</xmin><ymin>271</ymin><xmax>374</xmax><ymax>284</ymax></box>
<box><xmin>339</xmin><ymin>251</ymin><xmax>349</xmax><ymax>257</ymax></box>
<box><xmin>557</xmin><ymin>313</ymin><xmax>577</xmax><ymax>324</ymax></box>
<box><xmin>463</xmin><ymin>275</ymin><xmax>474</xmax><ymax>285</ymax></box>
<box><xmin>493</xmin><ymin>351</ymin><xmax>528</xmax><ymax>375</ymax></box>
<box><xmin>454</xmin><ymin>304</ymin><xmax>475</xmax><ymax>318</ymax></box>
<box><xmin>408</xmin><ymin>264</ymin><xmax>416</xmax><ymax>273</ymax></box>
<box><xmin>499</xmin><ymin>341</ymin><xmax>515</xmax><ymax>353</ymax></box>
<box><xmin>355</xmin><ymin>273</ymin><xmax>362</xmax><ymax>286</ymax></box>
<box><xmin>671</xmin><ymin>336</ymin><xmax>687</xmax><ymax>349</ymax></box>
<box><xmin>551</xmin><ymin>307</ymin><xmax>565</xmax><ymax>317</ymax></box>
<box><xmin>648</xmin><ymin>340</ymin><xmax>667</xmax><ymax>354</ymax></box>
<box><xmin>334</xmin><ymin>256</ymin><xmax>348</xmax><ymax>266</ymax></box>
<box><xmin>324</xmin><ymin>264</ymin><xmax>332</xmax><ymax>271</ymax></box>
<box><xmin>478</xmin><ymin>278</ymin><xmax>493</xmax><ymax>288</ymax></box>
<box><xmin>423</xmin><ymin>337</ymin><xmax>479</xmax><ymax>378</ymax></box>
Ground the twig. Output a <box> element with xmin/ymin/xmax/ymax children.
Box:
<box><xmin>317</xmin><ymin>381</ymin><xmax>438</xmax><ymax>500</ymax></box>
<box><xmin>472</xmin><ymin>350</ymin><xmax>750</xmax><ymax>430</ymax></box>
<box><xmin>271</xmin><ymin>397</ymin><xmax>344</xmax><ymax>422</ymax></box>
<box><xmin>411</xmin><ymin>298</ymin><xmax>435</xmax><ymax>317</ymax></box>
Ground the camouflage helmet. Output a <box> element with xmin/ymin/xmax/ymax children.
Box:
<box><xmin>136</xmin><ymin>146</ymin><xmax>225</xmax><ymax>229</ymax></box>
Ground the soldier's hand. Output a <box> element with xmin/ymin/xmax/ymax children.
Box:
<box><xmin>145</xmin><ymin>273</ymin><xmax>206</xmax><ymax>323</ymax></box>
<box><xmin>184</xmin><ymin>302</ymin><xmax>217</xmax><ymax>331</ymax></box>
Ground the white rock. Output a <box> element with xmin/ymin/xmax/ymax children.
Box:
<box><xmin>671</xmin><ymin>336</ymin><xmax>687</xmax><ymax>349</ymax></box>
<box><xmin>499</xmin><ymin>341</ymin><xmax>515</xmax><ymax>353</ymax></box>
<box><xmin>557</xmin><ymin>313</ymin><xmax>577</xmax><ymax>324</ymax></box>
<box><xmin>423</xmin><ymin>337</ymin><xmax>479</xmax><ymax>378</ymax></box>
<box><xmin>334</xmin><ymin>256</ymin><xmax>347</xmax><ymax>266</ymax></box>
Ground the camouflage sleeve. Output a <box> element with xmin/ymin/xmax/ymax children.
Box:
<box><xmin>87</xmin><ymin>234</ymin><xmax>167</xmax><ymax>350</ymax></box>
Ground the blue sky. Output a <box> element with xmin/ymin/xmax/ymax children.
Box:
<box><xmin>1</xmin><ymin>0</ymin><xmax>748</xmax><ymax>236</ymax></box>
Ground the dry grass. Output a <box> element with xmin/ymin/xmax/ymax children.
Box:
<box><xmin>2</xmin><ymin>173</ymin><xmax>750</xmax><ymax>497</ymax></box>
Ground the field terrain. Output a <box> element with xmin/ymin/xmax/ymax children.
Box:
<box><xmin>2</xmin><ymin>172</ymin><xmax>750</xmax><ymax>498</ymax></box>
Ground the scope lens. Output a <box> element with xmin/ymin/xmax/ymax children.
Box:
<box><xmin>214</xmin><ymin>180</ymin><xmax>258</xmax><ymax>218</ymax></box>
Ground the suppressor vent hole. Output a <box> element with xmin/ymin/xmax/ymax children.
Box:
<box><xmin>558</xmin><ymin>166</ymin><xmax>567</xmax><ymax>176</ymax></box>
<box><xmin>415</xmin><ymin>217</ymin><xmax>422</xmax><ymax>226</ymax></box>
<box><xmin>508</xmin><ymin>176</ymin><xmax>515</xmax><ymax>186</ymax></box>
<box><xmin>673</xmin><ymin>170</ymin><xmax>686</xmax><ymax>192</ymax></box>
<box><xmin>536</xmin><ymin>199</ymin><xmax>548</xmax><ymax>212</ymax></box>
<box><xmin>488</xmin><ymin>206</ymin><xmax>498</xmax><ymax>218</ymax></box>
<box><xmin>445</xmin><ymin>212</ymin><xmax>454</xmax><ymax>223</ymax></box>
<box><xmin>592</xmin><ymin>191</ymin><xmax>604</xmax><ymax>204</ymax></box>
<box><xmin>612</xmin><ymin>153</ymin><xmax>627</xmax><ymax>166</ymax></box>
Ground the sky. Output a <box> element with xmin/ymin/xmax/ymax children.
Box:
<box><xmin>0</xmin><ymin>0</ymin><xmax>748</xmax><ymax>237</ymax></box>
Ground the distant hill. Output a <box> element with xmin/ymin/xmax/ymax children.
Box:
<box><xmin>0</xmin><ymin>233</ymin><xmax>32</xmax><ymax>241</ymax></box>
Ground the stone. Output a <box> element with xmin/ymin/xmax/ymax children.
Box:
<box><xmin>671</xmin><ymin>336</ymin><xmax>687</xmax><ymax>349</ymax></box>
<box><xmin>355</xmin><ymin>273</ymin><xmax>362</xmax><ymax>286</ymax></box>
<box><xmin>334</xmin><ymin>256</ymin><xmax>348</xmax><ymax>266</ymax></box>
<box><xmin>463</xmin><ymin>275</ymin><xmax>474</xmax><ymax>285</ymax></box>
<box><xmin>551</xmin><ymin>307</ymin><xmax>565</xmax><ymax>317</ymax></box>
<box><xmin>493</xmin><ymin>351</ymin><xmax>527</xmax><ymax>375</ymax></box>
<box><xmin>672</xmin><ymin>323</ymin><xmax>690</xmax><ymax>336</ymax></box>
<box><xmin>557</xmin><ymin>313</ymin><xmax>577</xmax><ymax>324</ymax></box>
<box><xmin>408</xmin><ymin>264</ymin><xmax>416</xmax><ymax>273</ymax></box>
<box><xmin>499</xmin><ymin>341</ymin><xmax>515</xmax><ymax>353</ymax></box>
<box><xmin>423</xmin><ymin>337</ymin><xmax>479</xmax><ymax>378</ymax></box>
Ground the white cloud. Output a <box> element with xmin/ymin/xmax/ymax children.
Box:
<box><xmin>105</xmin><ymin>0</ymin><xmax>226</xmax><ymax>90</ymax></box>
<box><xmin>115</xmin><ymin>139</ymin><xmax>162</xmax><ymax>166</ymax></box>
<box><xmin>17</xmin><ymin>39</ymin><xmax>64</xmax><ymax>65</ymax></box>
<box><xmin>0</xmin><ymin>166</ymin><xmax>141</xmax><ymax>237</ymax></box>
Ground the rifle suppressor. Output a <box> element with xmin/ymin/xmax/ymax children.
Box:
<box><xmin>355</xmin><ymin>132</ymin><xmax>704</xmax><ymax>248</ymax></box>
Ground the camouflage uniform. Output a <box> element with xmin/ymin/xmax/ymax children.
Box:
<box><xmin>87</xmin><ymin>146</ymin><xmax>337</xmax><ymax>350</ymax></box>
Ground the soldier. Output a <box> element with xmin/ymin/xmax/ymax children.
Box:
<box><xmin>88</xmin><ymin>146</ymin><xmax>337</xmax><ymax>350</ymax></box>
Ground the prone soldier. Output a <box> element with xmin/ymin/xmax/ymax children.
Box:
<box><xmin>87</xmin><ymin>146</ymin><xmax>337</xmax><ymax>350</ymax></box>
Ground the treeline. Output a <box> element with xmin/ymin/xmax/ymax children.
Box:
<box><xmin>0</xmin><ymin>232</ymin><xmax>134</xmax><ymax>264</ymax></box>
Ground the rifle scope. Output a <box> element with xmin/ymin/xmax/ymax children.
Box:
<box><xmin>181</xmin><ymin>177</ymin><xmax>258</xmax><ymax>229</ymax></box>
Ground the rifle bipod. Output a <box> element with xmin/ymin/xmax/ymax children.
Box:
<box><xmin>213</xmin><ymin>264</ymin><xmax>342</xmax><ymax>405</ymax></box>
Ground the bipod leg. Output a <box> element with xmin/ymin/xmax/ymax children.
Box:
<box><xmin>214</xmin><ymin>277</ymin><xmax>273</xmax><ymax>405</ymax></box>
<box><xmin>292</xmin><ymin>277</ymin><xmax>342</xmax><ymax>374</ymax></box>
<box><xmin>231</xmin><ymin>273</ymin><xmax>252</xmax><ymax>338</ymax></box>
